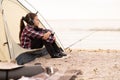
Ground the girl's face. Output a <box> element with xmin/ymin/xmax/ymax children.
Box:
<box><xmin>33</xmin><ymin>16</ymin><xmax>39</xmax><ymax>26</ymax></box>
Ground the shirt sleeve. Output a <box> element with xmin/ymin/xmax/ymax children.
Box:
<box><xmin>37</xmin><ymin>26</ymin><xmax>52</xmax><ymax>33</ymax></box>
<box><xmin>26</xmin><ymin>27</ymin><xmax>44</xmax><ymax>39</ymax></box>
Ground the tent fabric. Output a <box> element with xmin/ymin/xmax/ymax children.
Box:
<box><xmin>0</xmin><ymin>5</ymin><xmax>10</xmax><ymax>61</ymax></box>
<box><xmin>0</xmin><ymin>0</ymin><xmax>31</xmax><ymax>61</ymax></box>
<box><xmin>0</xmin><ymin>0</ymin><xmax>50</xmax><ymax>62</ymax></box>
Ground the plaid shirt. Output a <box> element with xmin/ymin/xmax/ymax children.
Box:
<box><xmin>20</xmin><ymin>25</ymin><xmax>55</xmax><ymax>49</ymax></box>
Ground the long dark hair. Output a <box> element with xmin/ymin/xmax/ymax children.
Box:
<box><xmin>19</xmin><ymin>13</ymin><xmax>37</xmax><ymax>40</ymax></box>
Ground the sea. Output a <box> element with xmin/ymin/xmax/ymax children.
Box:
<box><xmin>47</xmin><ymin>19</ymin><xmax>120</xmax><ymax>50</ymax></box>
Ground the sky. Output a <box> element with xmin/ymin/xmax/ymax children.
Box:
<box><xmin>25</xmin><ymin>0</ymin><xmax>120</xmax><ymax>20</ymax></box>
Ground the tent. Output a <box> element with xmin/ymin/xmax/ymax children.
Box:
<box><xmin>0</xmin><ymin>0</ymin><xmax>64</xmax><ymax>62</ymax></box>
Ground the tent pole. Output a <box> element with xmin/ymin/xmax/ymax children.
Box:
<box><xmin>2</xmin><ymin>10</ymin><xmax>12</xmax><ymax>59</ymax></box>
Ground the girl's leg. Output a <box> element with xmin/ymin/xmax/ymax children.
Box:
<box><xmin>51</xmin><ymin>42</ymin><xmax>61</xmax><ymax>53</ymax></box>
<box><xmin>43</xmin><ymin>40</ymin><xmax>62</xmax><ymax>58</ymax></box>
<box><xmin>51</xmin><ymin>41</ymin><xmax>67</xmax><ymax>56</ymax></box>
<box><xmin>31</xmin><ymin>38</ymin><xmax>43</xmax><ymax>49</ymax></box>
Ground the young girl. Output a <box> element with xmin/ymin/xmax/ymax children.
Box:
<box><xmin>19</xmin><ymin>13</ymin><xmax>66</xmax><ymax>58</ymax></box>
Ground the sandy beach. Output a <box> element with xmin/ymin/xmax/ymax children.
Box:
<box><xmin>24</xmin><ymin>49</ymin><xmax>120</xmax><ymax>80</ymax></box>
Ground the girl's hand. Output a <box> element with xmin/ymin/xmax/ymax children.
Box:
<box><xmin>42</xmin><ymin>31</ymin><xmax>51</xmax><ymax>40</ymax></box>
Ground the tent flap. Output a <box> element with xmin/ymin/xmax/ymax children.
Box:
<box><xmin>0</xmin><ymin>0</ymin><xmax>30</xmax><ymax>61</ymax></box>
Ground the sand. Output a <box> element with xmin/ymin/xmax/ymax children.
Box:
<box><xmin>25</xmin><ymin>49</ymin><xmax>120</xmax><ymax>80</ymax></box>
